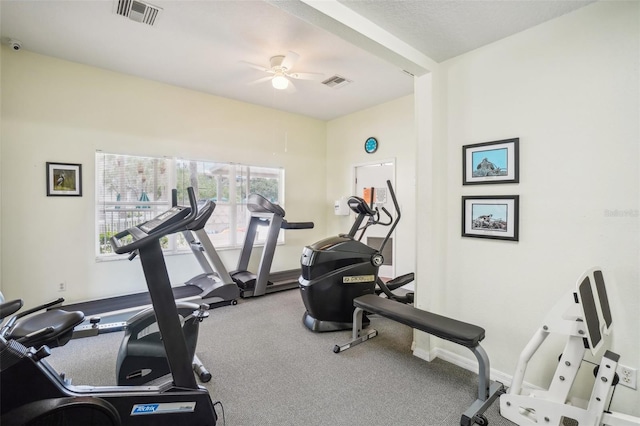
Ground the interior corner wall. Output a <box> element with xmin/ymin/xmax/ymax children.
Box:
<box><xmin>325</xmin><ymin>95</ymin><xmax>416</xmax><ymax>279</ymax></box>
<box><xmin>415</xmin><ymin>1</ymin><xmax>639</xmax><ymax>414</ymax></box>
<box><xmin>0</xmin><ymin>47</ymin><xmax>327</xmax><ymax>308</ymax></box>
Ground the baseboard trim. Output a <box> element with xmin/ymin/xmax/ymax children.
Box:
<box><xmin>412</xmin><ymin>346</ymin><xmax>514</xmax><ymax>387</ymax></box>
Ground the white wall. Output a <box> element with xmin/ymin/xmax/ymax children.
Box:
<box><xmin>326</xmin><ymin>95</ymin><xmax>416</xmax><ymax>280</ymax></box>
<box><xmin>0</xmin><ymin>48</ymin><xmax>327</xmax><ymax>307</ymax></box>
<box><xmin>416</xmin><ymin>1</ymin><xmax>639</xmax><ymax>414</ymax></box>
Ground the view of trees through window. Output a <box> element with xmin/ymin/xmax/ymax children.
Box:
<box><xmin>96</xmin><ymin>153</ymin><xmax>283</xmax><ymax>257</ymax></box>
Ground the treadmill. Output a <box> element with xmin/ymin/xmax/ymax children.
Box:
<box><xmin>63</xmin><ymin>194</ymin><xmax>238</xmax><ymax>334</ymax></box>
<box><xmin>231</xmin><ymin>194</ymin><xmax>314</xmax><ymax>298</ymax></box>
<box><xmin>182</xmin><ymin>199</ymin><xmax>240</xmax><ymax>304</ymax></box>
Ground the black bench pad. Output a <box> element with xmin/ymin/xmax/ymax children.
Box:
<box><xmin>354</xmin><ymin>294</ymin><xmax>485</xmax><ymax>348</ymax></box>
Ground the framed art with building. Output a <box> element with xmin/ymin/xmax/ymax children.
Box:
<box><xmin>463</xmin><ymin>138</ymin><xmax>519</xmax><ymax>185</ymax></box>
<box><xmin>462</xmin><ymin>195</ymin><xmax>519</xmax><ymax>241</ymax></box>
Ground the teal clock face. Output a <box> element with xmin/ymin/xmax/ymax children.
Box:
<box><xmin>364</xmin><ymin>137</ymin><xmax>378</xmax><ymax>154</ymax></box>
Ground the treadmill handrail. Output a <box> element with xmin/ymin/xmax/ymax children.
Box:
<box><xmin>281</xmin><ymin>220</ymin><xmax>314</xmax><ymax>230</ymax></box>
<box><xmin>110</xmin><ymin>187</ymin><xmax>199</xmax><ymax>254</ymax></box>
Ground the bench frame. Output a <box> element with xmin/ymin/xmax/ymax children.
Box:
<box><xmin>334</xmin><ymin>296</ymin><xmax>504</xmax><ymax>426</ymax></box>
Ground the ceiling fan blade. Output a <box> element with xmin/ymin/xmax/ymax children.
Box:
<box><xmin>247</xmin><ymin>76</ymin><xmax>273</xmax><ymax>85</ymax></box>
<box><xmin>288</xmin><ymin>72</ymin><xmax>324</xmax><ymax>81</ymax></box>
<box><xmin>281</xmin><ymin>51</ymin><xmax>300</xmax><ymax>71</ymax></box>
<box><xmin>240</xmin><ymin>60</ymin><xmax>272</xmax><ymax>73</ymax></box>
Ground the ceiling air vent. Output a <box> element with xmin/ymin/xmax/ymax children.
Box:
<box><xmin>115</xmin><ymin>0</ymin><xmax>162</xmax><ymax>26</ymax></box>
<box><xmin>322</xmin><ymin>75</ymin><xmax>352</xmax><ymax>89</ymax></box>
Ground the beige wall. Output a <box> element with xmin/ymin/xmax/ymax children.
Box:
<box><xmin>415</xmin><ymin>1</ymin><xmax>639</xmax><ymax>414</ymax></box>
<box><xmin>0</xmin><ymin>48</ymin><xmax>327</xmax><ymax>306</ymax></box>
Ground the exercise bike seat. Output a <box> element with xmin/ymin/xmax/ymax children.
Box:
<box><xmin>0</xmin><ymin>295</ymin><xmax>84</xmax><ymax>350</ymax></box>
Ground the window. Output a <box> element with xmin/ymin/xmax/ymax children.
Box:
<box><xmin>96</xmin><ymin>152</ymin><xmax>284</xmax><ymax>258</ymax></box>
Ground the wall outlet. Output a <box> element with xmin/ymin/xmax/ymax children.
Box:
<box><xmin>617</xmin><ymin>364</ymin><xmax>637</xmax><ymax>390</ymax></box>
<box><xmin>58</xmin><ymin>282</ymin><xmax>66</xmax><ymax>292</ymax></box>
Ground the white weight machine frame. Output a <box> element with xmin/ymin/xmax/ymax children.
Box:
<box><xmin>500</xmin><ymin>267</ymin><xmax>639</xmax><ymax>426</ymax></box>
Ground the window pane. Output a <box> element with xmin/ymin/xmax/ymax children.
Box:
<box><xmin>98</xmin><ymin>155</ymin><xmax>284</xmax><ymax>258</ymax></box>
<box><xmin>176</xmin><ymin>160</ymin><xmax>234</xmax><ymax>248</ymax></box>
<box><xmin>248</xmin><ymin>166</ymin><xmax>281</xmax><ymax>203</ymax></box>
<box><xmin>174</xmin><ymin>160</ymin><xmax>284</xmax><ymax>249</ymax></box>
<box><xmin>247</xmin><ymin>166</ymin><xmax>284</xmax><ymax>244</ymax></box>
<box><xmin>96</xmin><ymin>153</ymin><xmax>170</xmax><ymax>256</ymax></box>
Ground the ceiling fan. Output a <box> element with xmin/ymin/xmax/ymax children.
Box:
<box><xmin>243</xmin><ymin>51</ymin><xmax>323</xmax><ymax>92</ymax></box>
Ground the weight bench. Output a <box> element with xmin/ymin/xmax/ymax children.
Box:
<box><xmin>334</xmin><ymin>294</ymin><xmax>504</xmax><ymax>426</ymax></box>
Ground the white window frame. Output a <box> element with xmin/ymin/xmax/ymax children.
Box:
<box><xmin>96</xmin><ymin>152</ymin><xmax>284</xmax><ymax>260</ymax></box>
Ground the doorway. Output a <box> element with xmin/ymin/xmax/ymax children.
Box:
<box><xmin>354</xmin><ymin>161</ymin><xmax>395</xmax><ymax>280</ymax></box>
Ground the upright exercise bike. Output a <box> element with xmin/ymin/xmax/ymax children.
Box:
<box><xmin>299</xmin><ymin>180</ymin><xmax>414</xmax><ymax>332</ymax></box>
<box><xmin>0</xmin><ymin>187</ymin><xmax>218</xmax><ymax>426</ymax></box>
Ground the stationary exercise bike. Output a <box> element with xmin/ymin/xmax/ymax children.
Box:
<box><xmin>0</xmin><ymin>187</ymin><xmax>218</xmax><ymax>425</ymax></box>
<box><xmin>114</xmin><ymin>194</ymin><xmax>222</xmax><ymax>386</ymax></box>
<box><xmin>299</xmin><ymin>180</ymin><xmax>414</xmax><ymax>332</ymax></box>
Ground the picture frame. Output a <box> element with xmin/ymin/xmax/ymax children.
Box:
<box><xmin>462</xmin><ymin>195</ymin><xmax>519</xmax><ymax>241</ymax></box>
<box><xmin>46</xmin><ymin>162</ymin><xmax>82</xmax><ymax>196</ymax></box>
<box><xmin>463</xmin><ymin>138</ymin><xmax>519</xmax><ymax>185</ymax></box>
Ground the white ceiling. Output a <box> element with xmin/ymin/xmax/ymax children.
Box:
<box><xmin>1</xmin><ymin>0</ymin><xmax>595</xmax><ymax>121</ymax></box>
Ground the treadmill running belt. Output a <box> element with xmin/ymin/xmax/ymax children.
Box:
<box><xmin>60</xmin><ymin>285</ymin><xmax>202</xmax><ymax>317</ymax></box>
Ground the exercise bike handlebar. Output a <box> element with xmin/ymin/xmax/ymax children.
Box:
<box><xmin>376</xmin><ymin>206</ymin><xmax>393</xmax><ymax>227</ymax></box>
<box><xmin>110</xmin><ymin>187</ymin><xmax>199</xmax><ymax>255</ymax></box>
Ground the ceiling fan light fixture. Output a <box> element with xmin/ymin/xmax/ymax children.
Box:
<box><xmin>272</xmin><ymin>74</ymin><xmax>289</xmax><ymax>90</ymax></box>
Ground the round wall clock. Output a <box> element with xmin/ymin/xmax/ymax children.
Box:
<box><xmin>364</xmin><ymin>137</ymin><xmax>378</xmax><ymax>154</ymax></box>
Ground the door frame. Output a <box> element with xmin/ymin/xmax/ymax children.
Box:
<box><xmin>352</xmin><ymin>158</ymin><xmax>396</xmax><ymax>279</ymax></box>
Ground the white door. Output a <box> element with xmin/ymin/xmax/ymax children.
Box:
<box><xmin>354</xmin><ymin>161</ymin><xmax>395</xmax><ymax>279</ymax></box>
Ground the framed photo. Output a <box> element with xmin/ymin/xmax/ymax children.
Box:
<box><xmin>463</xmin><ymin>138</ymin><xmax>519</xmax><ymax>185</ymax></box>
<box><xmin>46</xmin><ymin>162</ymin><xmax>82</xmax><ymax>196</ymax></box>
<box><xmin>462</xmin><ymin>195</ymin><xmax>519</xmax><ymax>241</ymax></box>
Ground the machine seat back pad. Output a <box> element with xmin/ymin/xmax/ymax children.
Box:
<box><xmin>354</xmin><ymin>294</ymin><xmax>485</xmax><ymax>348</ymax></box>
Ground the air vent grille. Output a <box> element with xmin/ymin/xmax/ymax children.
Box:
<box><xmin>322</xmin><ymin>75</ymin><xmax>352</xmax><ymax>89</ymax></box>
<box><xmin>115</xmin><ymin>0</ymin><xmax>162</xmax><ymax>26</ymax></box>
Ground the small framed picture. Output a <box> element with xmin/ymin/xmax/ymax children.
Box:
<box><xmin>463</xmin><ymin>138</ymin><xmax>519</xmax><ymax>185</ymax></box>
<box><xmin>46</xmin><ymin>162</ymin><xmax>82</xmax><ymax>196</ymax></box>
<box><xmin>462</xmin><ymin>195</ymin><xmax>519</xmax><ymax>241</ymax></box>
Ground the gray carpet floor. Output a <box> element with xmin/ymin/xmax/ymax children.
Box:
<box><xmin>49</xmin><ymin>289</ymin><xmax>516</xmax><ymax>426</ymax></box>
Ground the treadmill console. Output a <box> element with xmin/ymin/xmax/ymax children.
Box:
<box><xmin>140</xmin><ymin>206</ymin><xmax>190</xmax><ymax>234</ymax></box>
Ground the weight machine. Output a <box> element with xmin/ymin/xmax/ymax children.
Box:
<box><xmin>500</xmin><ymin>268</ymin><xmax>639</xmax><ymax>426</ymax></box>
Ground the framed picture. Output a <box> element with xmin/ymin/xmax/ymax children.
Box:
<box><xmin>463</xmin><ymin>138</ymin><xmax>519</xmax><ymax>185</ymax></box>
<box><xmin>46</xmin><ymin>162</ymin><xmax>82</xmax><ymax>196</ymax></box>
<box><xmin>462</xmin><ymin>195</ymin><xmax>519</xmax><ymax>241</ymax></box>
